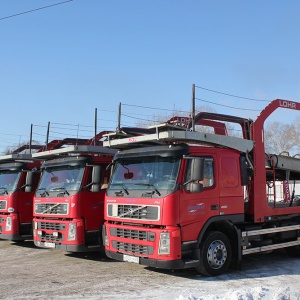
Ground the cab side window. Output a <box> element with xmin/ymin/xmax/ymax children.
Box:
<box><xmin>185</xmin><ymin>157</ymin><xmax>214</xmax><ymax>191</ymax></box>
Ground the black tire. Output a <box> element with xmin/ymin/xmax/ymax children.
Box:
<box><xmin>196</xmin><ymin>231</ymin><xmax>232</xmax><ymax>276</ymax></box>
<box><xmin>98</xmin><ymin>225</ymin><xmax>105</xmax><ymax>254</ymax></box>
<box><xmin>285</xmin><ymin>245</ymin><xmax>300</xmax><ymax>257</ymax></box>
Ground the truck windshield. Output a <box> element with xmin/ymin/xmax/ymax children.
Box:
<box><xmin>108</xmin><ymin>156</ymin><xmax>180</xmax><ymax>197</ymax></box>
<box><xmin>36</xmin><ymin>165</ymin><xmax>85</xmax><ymax>196</ymax></box>
<box><xmin>0</xmin><ymin>171</ymin><xmax>20</xmax><ymax>194</ymax></box>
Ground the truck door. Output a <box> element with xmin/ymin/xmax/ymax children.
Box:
<box><xmin>179</xmin><ymin>156</ymin><xmax>219</xmax><ymax>242</ymax></box>
<box><xmin>218</xmin><ymin>155</ymin><xmax>244</xmax><ymax>215</ymax></box>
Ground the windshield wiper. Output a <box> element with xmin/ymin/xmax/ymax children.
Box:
<box><xmin>36</xmin><ymin>188</ymin><xmax>49</xmax><ymax>196</ymax></box>
<box><xmin>134</xmin><ymin>183</ymin><xmax>161</xmax><ymax>196</ymax></box>
<box><xmin>0</xmin><ymin>187</ymin><xmax>8</xmax><ymax>195</ymax></box>
<box><xmin>110</xmin><ymin>183</ymin><xmax>129</xmax><ymax>195</ymax></box>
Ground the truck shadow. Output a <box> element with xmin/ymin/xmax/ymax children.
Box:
<box><xmin>10</xmin><ymin>240</ymin><xmax>37</xmax><ymax>249</ymax></box>
<box><xmin>64</xmin><ymin>251</ymin><xmax>116</xmax><ymax>263</ymax></box>
<box><xmin>144</xmin><ymin>249</ymin><xmax>300</xmax><ymax>280</ymax></box>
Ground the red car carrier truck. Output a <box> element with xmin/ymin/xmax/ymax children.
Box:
<box><xmin>0</xmin><ymin>145</ymin><xmax>41</xmax><ymax>240</ymax></box>
<box><xmin>32</xmin><ymin>132</ymin><xmax>116</xmax><ymax>252</ymax></box>
<box><xmin>103</xmin><ymin>99</ymin><xmax>300</xmax><ymax>276</ymax></box>
<box><xmin>0</xmin><ymin>139</ymin><xmax>90</xmax><ymax>241</ymax></box>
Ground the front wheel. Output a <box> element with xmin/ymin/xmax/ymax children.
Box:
<box><xmin>285</xmin><ymin>245</ymin><xmax>300</xmax><ymax>257</ymax></box>
<box><xmin>196</xmin><ymin>231</ymin><xmax>232</xmax><ymax>276</ymax></box>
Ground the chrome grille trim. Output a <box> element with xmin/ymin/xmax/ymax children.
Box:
<box><xmin>110</xmin><ymin>228</ymin><xmax>155</xmax><ymax>241</ymax></box>
<box><xmin>112</xmin><ymin>241</ymin><xmax>154</xmax><ymax>255</ymax></box>
<box><xmin>34</xmin><ymin>203</ymin><xmax>68</xmax><ymax>215</ymax></box>
<box><xmin>43</xmin><ymin>233</ymin><xmax>63</xmax><ymax>242</ymax></box>
<box><xmin>107</xmin><ymin>204</ymin><xmax>159</xmax><ymax>221</ymax></box>
<box><xmin>37</xmin><ymin>222</ymin><xmax>66</xmax><ymax>231</ymax></box>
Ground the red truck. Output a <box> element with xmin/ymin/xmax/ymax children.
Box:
<box><xmin>32</xmin><ymin>132</ymin><xmax>116</xmax><ymax>252</ymax></box>
<box><xmin>0</xmin><ymin>146</ymin><xmax>41</xmax><ymax>240</ymax></box>
<box><xmin>103</xmin><ymin>99</ymin><xmax>300</xmax><ymax>276</ymax></box>
<box><xmin>0</xmin><ymin>139</ymin><xmax>90</xmax><ymax>241</ymax></box>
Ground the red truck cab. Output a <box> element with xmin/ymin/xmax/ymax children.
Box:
<box><xmin>32</xmin><ymin>145</ymin><xmax>116</xmax><ymax>251</ymax></box>
<box><xmin>104</xmin><ymin>143</ymin><xmax>245</xmax><ymax>271</ymax></box>
<box><xmin>0</xmin><ymin>154</ymin><xmax>40</xmax><ymax>240</ymax></box>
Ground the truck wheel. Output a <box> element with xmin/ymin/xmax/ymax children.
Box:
<box><xmin>285</xmin><ymin>245</ymin><xmax>300</xmax><ymax>257</ymax></box>
<box><xmin>196</xmin><ymin>231</ymin><xmax>232</xmax><ymax>276</ymax></box>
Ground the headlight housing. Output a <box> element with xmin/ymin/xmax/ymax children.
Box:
<box><xmin>103</xmin><ymin>225</ymin><xmax>109</xmax><ymax>246</ymax></box>
<box><xmin>68</xmin><ymin>223</ymin><xmax>76</xmax><ymax>241</ymax></box>
<box><xmin>158</xmin><ymin>232</ymin><xmax>170</xmax><ymax>255</ymax></box>
<box><xmin>5</xmin><ymin>217</ymin><xmax>12</xmax><ymax>231</ymax></box>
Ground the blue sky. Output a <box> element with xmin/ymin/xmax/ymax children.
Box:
<box><xmin>0</xmin><ymin>0</ymin><xmax>300</xmax><ymax>152</ymax></box>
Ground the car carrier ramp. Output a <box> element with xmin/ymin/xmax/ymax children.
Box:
<box><xmin>32</xmin><ymin>145</ymin><xmax>117</xmax><ymax>159</ymax></box>
<box><xmin>0</xmin><ymin>153</ymin><xmax>35</xmax><ymax>162</ymax></box>
<box><xmin>104</xmin><ymin>129</ymin><xmax>254</xmax><ymax>153</ymax></box>
<box><xmin>266</xmin><ymin>154</ymin><xmax>300</xmax><ymax>178</ymax></box>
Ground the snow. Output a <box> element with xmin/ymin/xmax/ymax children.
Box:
<box><xmin>0</xmin><ymin>240</ymin><xmax>299</xmax><ymax>300</ymax></box>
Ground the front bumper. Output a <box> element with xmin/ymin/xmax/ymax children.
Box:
<box><xmin>105</xmin><ymin>249</ymin><xmax>191</xmax><ymax>269</ymax></box>
<box><xmin>33</xmin><ymin>240</ymin><xmax>96</xmax><ymax>252</ymax></box>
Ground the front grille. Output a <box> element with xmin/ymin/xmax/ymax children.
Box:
<box><xmin>107</xmin><ymin>204</ymin><xmax>159</xmax><ymax>220</ymax></box>
<box><xmin>117</xmin><ymin>228</ymin><xmax>147</xmax><ymax>239</ymax></box>
<box><xmin>110</xmin><ymin>228</ymin><xmax>155</xmax><ymax>241</ymax></box>
<box><xmin>113</xmin><ymin>241</ymin><xmax>153</xmax><ymax>255</ymax></box>
<box><xmin>35</xmin><ymin>203</ymin><xmax>68</xmax><ymax>215</ymax></box>
<box><xmin>43</xmin><ymin>233</ymin><xmax>63</xmax><ymax>242</ymax></box>
<box><xmin>37</xmin><ymin>222</ymin><xmax>66</xmax><ymax>231</ymax></box>
<box><xmin>0</xmin><ymin>201</ymin><xmax>7</xmax><ymax>210</ymax></box>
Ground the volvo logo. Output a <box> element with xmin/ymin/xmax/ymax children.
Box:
<box><xmin>128</xmin><ymin>208</ymin><xmax>134</xmax><ymax>216</ymax></box>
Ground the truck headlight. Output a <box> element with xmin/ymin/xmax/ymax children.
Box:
<box><xmin>158</xmin><ymin>232</ymin><xmax>170</xmax><ymax>255</ymax></box>
<box><xmin>5</xmin><ymin>217</ymin><xmax>12</xmax><ymax>231</ymax></box>
<box><xmin>68</xmin><ymin>223</ymin><xmax>76</xmax><ymax>241</ymax></box>
<box><xmin>103</xmin><ymin>225</ymin><xmax>109</xmax><ymax>246</ymax></box>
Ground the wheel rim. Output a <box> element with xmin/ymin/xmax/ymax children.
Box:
<box><xmin>207</xmin><ymin>240</ymin><xmax>227</xmax><ymax>269</ymax></box>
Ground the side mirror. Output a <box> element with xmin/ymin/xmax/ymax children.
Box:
<box><xmin>91</xmin><ymin>166</ymin><xmax>101</xmax><ymax>193</ymax></box>
<box><xmin>25</xmin><ymin>171</ymin><xmax>33</xmax><ymax>192</ymax></box>
<box><xmin>183</xmin><ymin>158</ymin><xmax>204</xmax><ymax>193</ymax></box>
<box><xmin>190</xmin><ymin>182</ymin><xmax>203</xmax><ymax>193</ymax></box>
<box><xmin>191</xmin><ymin>158</ymin><xmax>204</xmax><ymax>182</ymax></box>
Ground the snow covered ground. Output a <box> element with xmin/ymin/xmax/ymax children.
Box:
<box><xmin>0</xmin><ymin>240</ymin><xmax>299</xmax><ymax>300</ymax></box>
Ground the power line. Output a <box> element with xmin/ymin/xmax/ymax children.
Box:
<box><xmin>122</xmin><ymin>103</ymin><xmax>190</xmax><ymax>114</ymax></box>
<box><xmin>195</xmin><ymin>97</ymin><xmax>261</xmax><ymax>111</ymax></box>
<box><xmin>96</xmin><ymin>118</ymin><xmax>118</xmax><ymax>124</ymax></box>
<box><xmin>51</xmin><ymin>126</ymin><xmax>94</xmax><ymax>133</ymax></box>
<box><xmin>51</xmin><ymin>122</ymin><xmax>93</xmax><ymax>128</ymax></box>
<box><xmin>122</xmin><ymin>114</ymin><xmax>154</xmax><ymax>122</ymax></box>
<box><xmin>0</xmin><ymin>0</ymin><xmax>74</xmax><ymax>21</ymax></box>
<box><xmin>195</xmin><ymin>85</ymin><xmax>271</xmax><ymax>102</ymax></box>
<box><xmin>32</xmin><ymin>124</ymin><xmax>48</xmax><ymax>128</ymax></box>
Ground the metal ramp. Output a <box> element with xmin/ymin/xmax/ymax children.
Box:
<box><xmin>104</xmin><ymin>129</ymin><xmax>254</xmax><ymax>153</ymax></box>
<box><xmin>0</xmin><ymin>153</ymin><xmax>35</xmax><ymax>162</ymax></box>
<box><xmin>265</xmin><ymin>154</ymin><xmax>300</xmax><ymax>179</ymax></box>
<box><xmin>32</xmin><ymin>145</ymin><xmax>117</xmax><ymax>159</ymax></box>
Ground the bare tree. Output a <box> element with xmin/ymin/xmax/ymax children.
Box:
<box><xmin>1</xmin><ymin>140</ymin><xmax>42</xmax><ymax>155</ymax></box>
<box><xmin>264</xmin><ymin>119</ymin><xmax>300</xmax><ymax>155</ymax></box>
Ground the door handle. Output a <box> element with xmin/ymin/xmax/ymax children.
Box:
<box><xmin>211</xmin><ymin>205</ymin><xmax>219</xmax><ymax>210</ymax></box>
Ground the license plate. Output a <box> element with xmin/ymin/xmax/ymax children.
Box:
<box><xmin>123</xmin><ymin>254</ymin><xmax>139</xmax><ymax>264</ymax></box>
<box><xmin>44</xmin><ymin>242</ymin><xmax>55</xmax><ymax>248</ymax></box>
